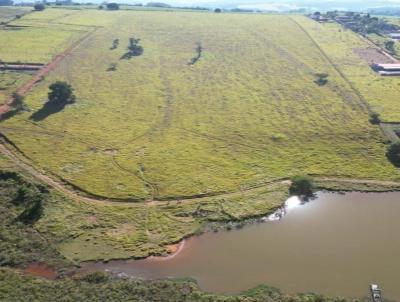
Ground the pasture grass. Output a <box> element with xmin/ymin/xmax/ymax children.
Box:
<box><xmin>1</xmin><ymin>8</ymin><xmax>400</xmax><ymax>260</ymax></box>
<box><xmin>294</xmin><ymin>16</ymin><xmax>400</xmax><ymax>122</ymax></box>
<box><xmin>0</xmin><ymin>153</ymin><xmax>288</xmax><ymax>261</ymax></box>
<box><xmin>1</xmin><ymin>10</ymin><xmax>400</xmax><ymax>200</ymax></box>
<box><xmin>0</xmin><ymin>71</ymin><xmax>31</xmax><ymax>104</ymax></box>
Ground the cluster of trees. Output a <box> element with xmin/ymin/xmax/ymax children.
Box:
<box><xmin>105</xmin><ymin>2</ymin><xmax>119</xmax><ymax>10</ymax></box>
<box><xmin>120</xmin><ymin>37</ymin><xmax>143</xmax><ymax>59</ymax></box>
<box><xmin>33</xmin><ymin>3</ymin><xmax>45</xmax><ymax>11</ymax></box>
<box><xmin>327</xmin><ymin>11</ymin><xmax>400</xmax><ymax>35</ymax></box>
<box><xmin>0</xmin><ymin>0</ymin><xmax>13</xmax><ymax>6</ymax></box>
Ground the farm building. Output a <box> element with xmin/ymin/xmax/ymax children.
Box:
<box><xmin>388</xmin><ymin>33</ymin><xmax>400</xmax><ymax>40</ymax></box>
<box><xmin>309</xmin><ymin>13</ymin><xmax>328</xmax><ymax>23</ymax></box>
<box><xmin>372</xmin><ymin>63</ymin><xmax>400</xmax><ymax>76</ymax></box>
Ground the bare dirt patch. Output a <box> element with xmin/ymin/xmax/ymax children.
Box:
<box><xmin>24</xmin><ymin>263</ymin><xmax>57</xmax><ymax>279</ymax></box>
<box><xmin>353</xmin><ymin>47</ymin><xmax>395</xmax><ymax>64</ymax></box>
<box><xmin>103</xmin><ymin>148</ymin><xmax>118</xmax><ymax>156</ymax></box>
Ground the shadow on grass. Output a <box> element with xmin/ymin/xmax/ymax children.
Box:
<box><xmin>120</xmin><ymin>47</ymin><xmax>143</xmax><ymax>60</ymax></box>
<box><xmin>0</xmin><ymin>109</ymin><xmax>21</xmax><ymax>122</ymax></box>
<box><xmin>29</xmin><ymin>101</ymin><xmax>71</xmax><ymax>122</ymax></box>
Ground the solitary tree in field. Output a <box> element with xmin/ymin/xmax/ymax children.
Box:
<box><xmin>48</xmin><ymin>81</ymin><xmax>75</xmax><ymax>105</ymax></box>
<box><xmin>33</xmin><ymin>3</ymin><xmax>45</xmax><ymax>11</ymax></box>
<box><xmin>214</xmin><ymin>8</ymin><xmax>221</xmax><ymax>13</ymax></box>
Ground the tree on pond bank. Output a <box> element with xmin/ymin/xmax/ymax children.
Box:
<box><xmin>289</xmin><ymin>175</ymin><xmax>315</xmax><ymax>196</ymax></box>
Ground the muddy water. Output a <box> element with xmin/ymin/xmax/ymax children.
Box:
<box><xmin>80</xmin><ymin>192</ymin><xmax>400</xmax><ymax>300</ymax></box>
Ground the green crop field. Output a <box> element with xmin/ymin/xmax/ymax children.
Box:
<box><xmin>2</xmin><ymin>8</ymin><xmax>400</xmax><ymax>261</ymax></box>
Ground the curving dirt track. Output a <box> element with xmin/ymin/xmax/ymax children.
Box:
<box><xmin>1</xmin><ymin>137</ymin><xmax>400</xmax><ymax>208</ymax></box>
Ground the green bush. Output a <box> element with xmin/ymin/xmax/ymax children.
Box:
<box><xmin>369</xmin><ymin>112</ymin><xmax>380</xmax><ymax>124</ymax></box>
<box><xmin>289</xmin><ymin>175</ymin><xmax>315</xmax><ymax>196</ymax></box>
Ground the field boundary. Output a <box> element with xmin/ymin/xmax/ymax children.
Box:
<box><xmin>0</xmin><ymin>26</ymin><xmax>99</xmax><ymax>117</ymax></box>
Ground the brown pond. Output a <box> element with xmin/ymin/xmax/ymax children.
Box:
<box><xmin>79</xmin><ymin>192</ymin><xmax>400</xmax><ymax>300</ymax></box>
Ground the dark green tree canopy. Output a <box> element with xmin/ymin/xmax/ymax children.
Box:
<box><xmin>289</xmin><ymin>175</ymin><xmax>315</xmax><ymax>196</ymax></box>
<box><xmin>106</xmin><ymin>2</ymin><xmax>119</xmax><ymax>10</ymax></box>
<box><xmin>33</xmin><ymin>3</ymin><xmax>45</xmax><ymax>11</ymax></box>
<box><xmin>48</xmin><ymin>81</ymin><xmax>75</xmax><ymax>105</ymax></box>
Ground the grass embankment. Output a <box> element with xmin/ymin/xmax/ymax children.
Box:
<box><xmin>1</xmin><ymin>10</ymin><xmax>399</xmax><ymax>200</ymax></box>
<box><xmin>0</xmin><ymin>153</ymin><xmax>287</xmax><ymax>261</ymax></box>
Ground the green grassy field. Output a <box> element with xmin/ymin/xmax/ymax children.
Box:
<box><xmin>2</xmin><ymin>8</ymin><xmax>400</xmax><ymax>261</ymax></box>
<box><xmin>295</xmin><ymin>17</ymin><xmax>400</xmax><ymax>122</ymax></box>
<box><xmin>1</xmin><ymin>9</ymin><xmax>399</xmax><ymax>201</ymax></box>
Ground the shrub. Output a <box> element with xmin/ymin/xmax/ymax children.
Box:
<box><xmin>17</xmin><ymin>199</ymin><xmax>43</xmax><ymax>224</ymax></box>
<box><xmin>386</xmin><ymin>142</ymin><xmax>400</xmax><ymax>167</ymax></box>
<box><xmin>214</xmin><ymin>8</ymin><xmax>222</xmax><ymax>13</ymax></box>
<box><xmin>385</xmin><ymin>40</ymin><xmax>396</xmax><ymax>53</ymax></box>
<box><xmin>369</xmin><ymin>112</ymin><xmax>381</xmax><ymax>124</ymax></box>
<box><xmin>289</xmin><ymin>175</ymin><xmax>315</xmax><ymax>196</ymax></box>
<box><xmin>107</xmin><ymin>63</ymin><xmax>117</xmax><ymax>71</ymax></box>
<box><xmin>110</xmin><ymin>38</ymin><xmax>119</xmax><ymax>50</ymax></box>
<box><xmin>33</xmin><ymin>3</ymin><xmax>45</xmax><ymax>11</ymax></box>
<box><xmin>314</xmin><ymin>73</ymin><xmax>329</xmax><ymax>86</ymax></box>
<box><xmin>10</xmin><ymin>92</ymin><xmax>28</xmax><ymax>111</ymax></box>
<box><xmin>80</xmin><ymin>272</ymin><xmax>110</xmax><ymax>283</ymax></box>
<box><xmin>98</xmin><ymin>5</ymin><xmax>103</xmax><ymax>9</ymax></box>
